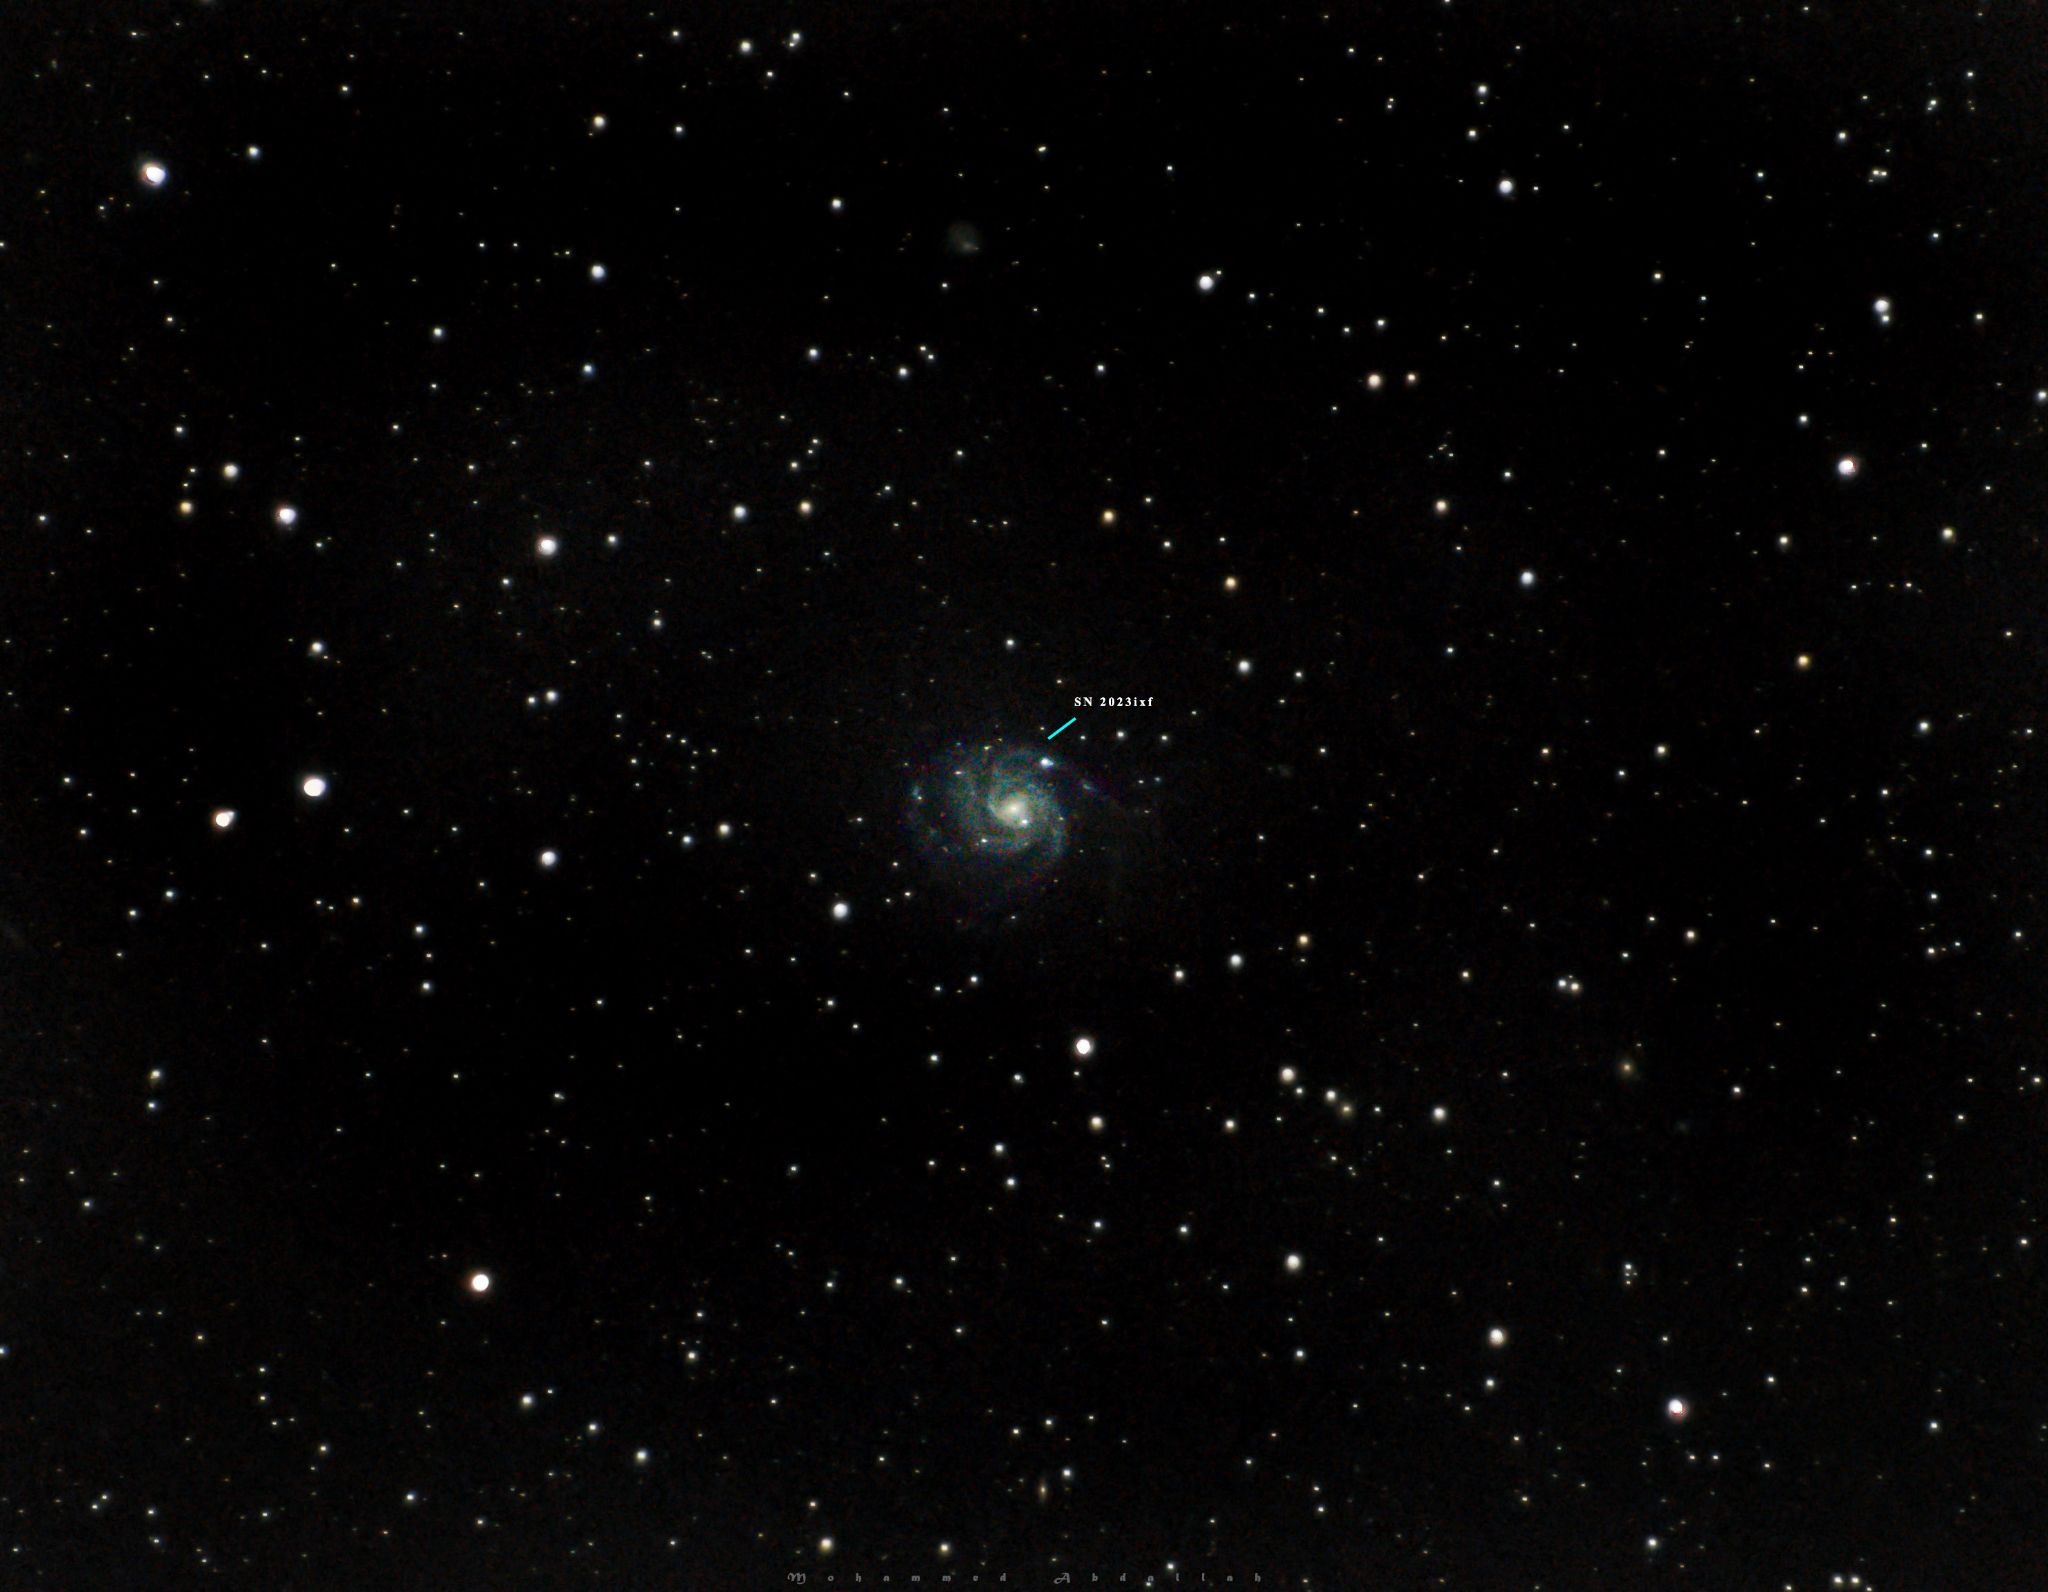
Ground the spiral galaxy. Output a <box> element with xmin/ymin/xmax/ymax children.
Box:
<box><xmin>906</xmin><ymin>742</ymin><xmax>1091</xmax><ymax>907</ymax></box>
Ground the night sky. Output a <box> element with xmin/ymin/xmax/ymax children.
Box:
<box><xmin>8</xmin><ymin>3</ymin><xmax>2048</xmax><ymax>1587</ymax></box>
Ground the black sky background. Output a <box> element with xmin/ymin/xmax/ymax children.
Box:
<box><xmin>6</xmin><ymin>1</ymin><xmax>2048</xmax><ymax>1586</ymax></box>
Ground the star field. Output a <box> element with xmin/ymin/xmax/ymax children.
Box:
<box><xmin>5</xmin><ymin>2</ymin><xmax>2048</xmax><ymax>1588</ymax></box>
